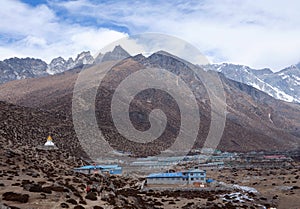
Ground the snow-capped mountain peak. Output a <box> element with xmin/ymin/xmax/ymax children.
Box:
<box><xmin>74</xmin><ymin>51</ymin><xmax>94</xmax><ymax>66</ymax></box>
<box><xmin>47</xmin><ymin>51</ymin><xmax>94</xmax><ymax>75</ymax></box>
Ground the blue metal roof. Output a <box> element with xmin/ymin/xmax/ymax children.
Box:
<box><xmin>147</xmin><ymin>172</ymin><xmax>183</xmax><ymax>178</ymax></box>
<box><xmin>74</xmin><ymin>164</ymin><xmax>120</xmax><ymax>170</ymax></box>
<box><xmin>99</xmin><ymin>165</ymin><xmax>120</xmax><ymax>169</ymax></box>
<box><xmin>206</xmin><ymin>179</ymin><xmax>214</xmax><ymax>183</ymax></box>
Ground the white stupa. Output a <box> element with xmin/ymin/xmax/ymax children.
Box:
<box><xmin>37</xmin><ymin>135</ymin><xmax>58</xmax><ymax>150</ymax></box>
<box><xmin>44</xmin><ymin>135</ymin><xmax>55</xmax><ymax>146</ymax></box>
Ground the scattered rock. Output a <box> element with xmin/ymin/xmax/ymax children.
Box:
<box><xmin>74</xmin><ymin>205</ymin><xmax>85</xmax><ymax>209</ymax></box>
<box><xmin>60</xmin><ymin>202</ymin><xmax>69</xmax><ymax>208</ymax></box>
<box><xmin>2</xmin><ymin>192</ymin><xmax>29</xmax><ymax>203</ymax></box>
<box><xmin>85</xmin><ymin>192</ymin><xmax>97</xmax><ymax>201</ymax></box>
<box><xmin>93</xmin><ymin>206</ymin><xmax>104</xmax><ymax>209</ymax></box>
<box><xmin>66</xmin><ymin>198</ymin><xmax>77</xmax><ymax>205</ymax></box>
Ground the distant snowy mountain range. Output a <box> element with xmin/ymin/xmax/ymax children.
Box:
<box><xmin>0</xmin><ymin>45</ymin><xmax>129</xmax><ymax>84</ymax></box>
<box><xmin>203</xmin><ymin>63</ymin><xmax>300</xmax><ymax>103</ymax></box>
<box><xmin>0</xmin><ymin>46</ymin><xmax>299</xmax><ymax>103</ymax></box>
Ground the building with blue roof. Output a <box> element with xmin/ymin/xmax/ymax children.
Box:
<box><xmin>146</xmin><ymin>168</ymin><xmax>206</xmax><ymax>185</ymax></box>
<box><xmin>73</xmin><ymin>164</ymin><xmax>122</xmax><ymax>175</ymax></box>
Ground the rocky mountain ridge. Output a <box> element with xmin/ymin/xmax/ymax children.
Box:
<box><xmin>0</xmin><ymin>46</ymin><xmax>299</xmax><ymax>104</ymax></box>
<box><xmin>0</xmin><ymin>45</ymin><xmax>132</xmax><ymax>85</ymax></box>
<box><xmin>0</xmin><ymin>57</ymin><xmax>48</xmax><ymax>84</ymax></box>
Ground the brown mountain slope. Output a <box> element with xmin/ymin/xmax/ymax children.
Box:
<box><xmin>0</xmin><ymin>101</ymin><xmax>87</xmax><ymax>158</ymax></box>
<box><xmin>0</xmin><ymin>52</ymin><xmax>299</xmax><ymax>156</ymax></box>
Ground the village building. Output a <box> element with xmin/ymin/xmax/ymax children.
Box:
<box><xmin>263</xmin><ymin>155</ymin><xmax>291</xmax><ymax>161</ymax></box>
<box><xmin>197</xmin><ymin>162</ymin><xmax>225</xmax><ymax>170</ymax></box>
<box><xmin>146</xmin><ymin>168</ymin><xmax>206</xmax><ymax>185</ymax></box>
<box><xmin>73</xmin><ymin>164</ymin><xmax>122</xmax><ymax>175</ymax></box>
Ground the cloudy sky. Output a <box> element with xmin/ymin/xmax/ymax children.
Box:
<box><xmin>1</xmin><ymin>0</ymin><xmax>300</xmax><ymax>71</ymax></box>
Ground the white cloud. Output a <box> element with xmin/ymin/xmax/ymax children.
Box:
<box><xmin>53</xmin><ymin>0</ymin><xmax>300</xmax><ymax>71</ymax></box>
<box><xmin>1</xmin><ymin>0</ymin><xmax>300</xmax><ymax>71</ymax></box>
<box><xmin>0</xmin><ymin>0</ymin><xmax>127</xmax><ymax>62</ymax></box>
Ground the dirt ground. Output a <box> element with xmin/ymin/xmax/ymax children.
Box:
<box><xmin>1</xmin><ymin>145</ymin><xmax>299</xmax><ymax>209</ymax></box>
<box><xmin>207</xmin><ymin>165</ymin><xmax>300</xmax><ymax>209</ymax></box>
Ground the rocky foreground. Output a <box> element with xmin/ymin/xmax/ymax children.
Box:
<box><xmin>2</xmin><ymin>135</ymin><xmax>299</xmax><ymax>209</ymax></box>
